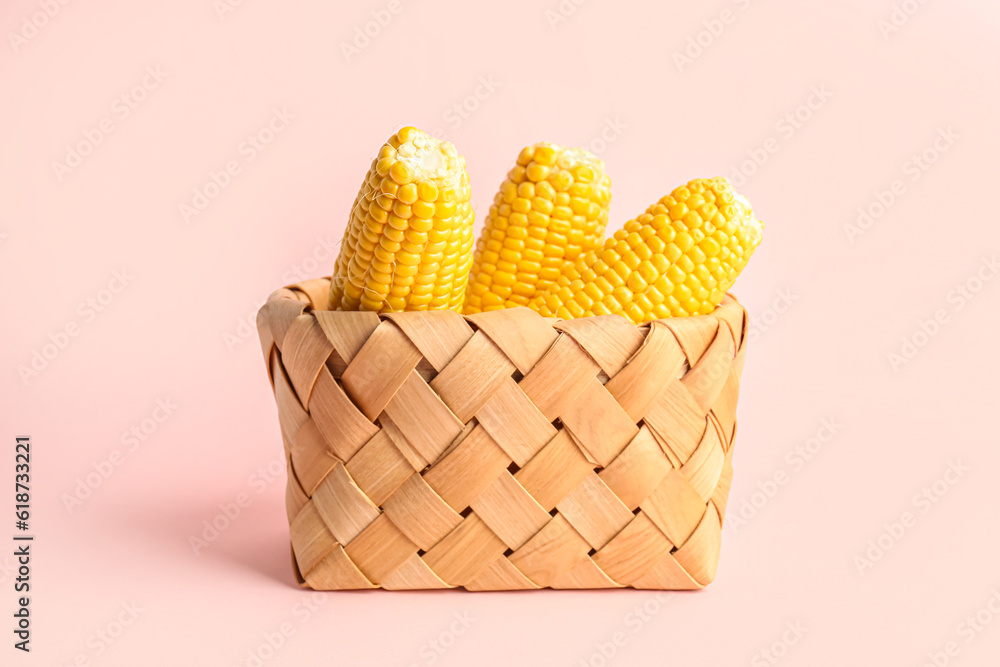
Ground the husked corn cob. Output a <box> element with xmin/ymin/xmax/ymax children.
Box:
<box><xmin>462</xmin><ymin>143</ymin><xmax>611</xmax><ymax>313</ymax></box>
<box><xmin>329</xmin><ymin>127</ymin><xmax>475</xmax><ymax>312</ymax></box>
<box><xmin>531</xmin><ymin>177</ymin><xmax>763</xmax><ymax>323</ymax></box>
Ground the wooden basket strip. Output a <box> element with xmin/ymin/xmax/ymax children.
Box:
<box><xmin>340</xmin><ymin>320</ymin><xmax>423</xmax><ymax>421</ymax></box>
<box><xmin>436</xmin><ymin>418</ymin><xmax>477</xmax><ymax>463</ymax></box>
<box><xmin>342</xmin><ymin>514</ymin><xmax>418</xmax><ymax>584</ymax></box>
<box><xmin>380</xmin><ymin>553</ymin><xmax>453</xmax><ymax>590</ymax></box>
<box><xmin>658</xmin><ymin>316</ymin><xmax>719</xmax><ymax>368</ymax></box>
<box><xmin>734</xmin><ymin>337</ymin><xmax>747</xmax><ymax>379</ymax></box>
<box><xmin>270</xmin><ymin>354</ymin><xmax>308</xmax><ymax>456</ymax></box>
<box><xmin>377</xmin><ymin>412</ymin><xmax>429</xmax><ymax>471</ymax></box>
<box><xmin>313</xmin><ymin>310</ymin><xmax>380</xmax><ymax>363</ymax></box>
<box><xmin>554</xmin><ymin>472</ymin><xmax>634</xmax><ymax>551</ymax></box>
<box><xmin>343</xmin><ymin>430</ymin><xmax>414</xmax><ymax>506</ymax></box>
<box><xmin>421</xmin><ymin>515</ymin><xmax>507</xmax><ymax>586</ymax></box>
<box><xmin>465</xmin><ymin>307</ymin><xmax>559</xmax><ymax>374</ymax></box>
<box><xmin>308</xmin><ymin>367</ymin><xmax>378</xmax><ymax>461</ymax></box>
<box><xmin>474</xmin><ymin>378</ymin><xmax>557</xmax><ymax>467</ymax></box>
<box><xmin>648</xmin><ymin>429</ymin><xmax>683</xmax><ymax>470</ymax></box>
<box><xmin>590</xmin><ymin>513</ymin><xmax>674</xmax><ymax>585</ymax></box>
<box><xmin>597</xmin><ymin>427</ymin><xmax>672</xmax><ymax>511</ymax></box>
<box><xmin>281</xmin><ymin>315</ymin><xmax>334</xmax><ymax>407</ymax></box>
<box><xmin>288</xmin><ymin>278</ymin><xmax>331</xmax><ymax>310</ymax></box>
<box><xmin>381</xmin><ymin>371</ymin><xmax>463</xmax><ymax>465</ymax></box>
<box><xmin>507</xmin><ymin>515</ymin><xmax>591</xmax><ymax>588</ymax></box>
<box><xmin>381</xmin><ymin>473</ymin><xmax>463</xmax><ymax>551</ymax></box>
<box><xmin>324</xmin><ymin>349</ymin><xmax>348</xmax><ymax>379</ymax></box>
<box><xmin>711</xmin><ymin>443</ymin><xmax>736</xmax><ymax>524</ymax></box>
<box><xmin>256</xmin><ymin>319</ymin><xmax>277</xmax><ymax>384</ymax></box>
<box><xmin>715</xmin><ymin>349</ymin><xmax>745</xmax><ymax>443</ymax></box>
<box><xmin>710</xmin><ymin>297</ymin><xmax>746</xmax><ymax>352</ymax></box>
<box><xmin>310</xmin><ymin>463</ymin><xmax>381</xmax><ymax>545</ymax></box>
<box><xmin>465</xmin><ymin>556</ymin><xmax>540</xmax><ymax>591</ymax></box>
<box><xmin>289</xmin><ymin>419</ymin><xmax>340</xmax><ymax>496</ymax></box>
<box><xmin>305</xmin><ymin>545</ymin><xmax>376</xmax><ymax>591</ymax></box>
<box><xmin>468</xmin><ymin>471</ymin><xmax>550</xmax><ymax>550</ymax></box>
<box><xmin>671</xmin><ymin>503</ymin><xmax>722</xmax><ymax>587</ymax></box>
<box><xmin>553</xmin><ymin>315</ymin><xmax>646</xmax><ymax>377</ymax></box>
<box><xmin>383</xmin><ymin>310</ymin><xmax>475</xmax><ymax>371</ymax></box>
<box><xmin>516</xmin><ymin>334</ymin><xmax>600</xmax><ymax>421</ymax></box>
<box><xmin>604</xmin><ymin>322</ymin><xmax>687</xmax><ymax>422</ymax></box>
<box><xmin>289</xmin><ymin>545</ymin><xmax>306</xmax><ymax>587</ymax></box>
<box><xmin>630</xmin><ymin>552</ymin><xmax>703</xmax><ymax>590</ymax></box>
<box><xmin>681</xmin><ymin>326</ymin><xmax>736</xmax><ymax>413</ymax></box>
<box><xmin>421</xmin><ymin>426</ymin><xmax>510</xmax><ymax>512</ymax></box>
<box><xmin>512</xmin><ymin>430</ymin><xmax>593</xmax><ymax>512</ymax></box>
<box><xmin>285</xmin><ymin>466</ymin><xmax>310</xmax><ymax>525</ymax></box>
<box><xmin>290</xmin><ymin>501</ymin><xmax>338</xmax><ymax>576</ymax></box>
<box><xmin>551</xmin><ymin>557</ymin><xmax>624</xmax><ymax>589</ymax></box>
<box><xmin>561</xmin><ymin>377</ymin><xmax>639</xmax><ymax>467</ymax></box>
<box><xmin>552</xmin><ymin>317</ymin><xmax>629</xmax><ymax>366</ymax></box>
<box><xmin>679</xmin><ymin>420</ymin><xmax>726</xmax><ymax>502</ymax></box>
<box><xmin>429</xmin><ymin>331</ymin><xmax>516</xmax><ymax>422</ymax></box>
<box><xmin>259</xmin><ymin>290</ymin><xmax>307</xmax><ymax>349</ymax></box>
<box><xmin>643</xmin><ymin>381</ymin><xmax>710</xmax><ymax>465</ymax></box>
<box><xmin>641</xmin><ymin>469</ymin><xmax>708</xmax><ymax>547</ymax></box>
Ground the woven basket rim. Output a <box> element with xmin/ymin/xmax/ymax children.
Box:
<box><xmin>261</xmin><ymin>275</ymin><xmax>744</xmax><ymax>327</ymax></box>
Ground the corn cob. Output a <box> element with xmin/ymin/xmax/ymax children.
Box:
<box><xmin>329</xmin><ymin>127</ymin><xmax>475</xmax><ymax>312</ymax></box>
<box><xmin>531</xmin><ymin>177</ymin><xmax>763</xmax><ymax>323</ymax></box>
<box><xmin>462</xmin><ymin>143</ymin><xmax>611</xmax><ymax>313</ymax></box>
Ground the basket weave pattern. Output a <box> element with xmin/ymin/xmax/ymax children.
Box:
<box><xmin>257</xmin><ymin>277</ymin><xmax>747</xmax><ymax>591</ymax></box>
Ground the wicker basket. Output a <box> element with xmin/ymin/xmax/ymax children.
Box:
<box><xmin>256</xmin><ymin>277</ymin><xmax>747</xmax><ymax>591</ymax></box>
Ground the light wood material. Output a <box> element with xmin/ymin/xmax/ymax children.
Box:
<box><xmin>469</xmin><ymin>472</ymin><xmax>551</xmax><ymax>550</ymax></box>
<box><xmin>259</xmin><ymin>279</ymin><xmax>748</xmax><ymax>590</ymax></box>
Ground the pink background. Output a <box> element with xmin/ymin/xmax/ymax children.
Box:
<box><xmin>3</xmin><ymin>0</ymin><xmax>1000</xmax><ymax>664</ymax></box>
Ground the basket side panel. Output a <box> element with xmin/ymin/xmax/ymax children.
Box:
<box><xmin>256</xmin><ymin>291</ymin><xmax>748</xmax><ymax>591</ymax></box>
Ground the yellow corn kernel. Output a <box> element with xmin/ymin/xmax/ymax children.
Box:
<box><xmin>530</xmin><ymin>177</ymin><xmax>763</xmax><ymax>323</ymax></box>
<box><xmin>328</xmin><ymin>127</ymin><xmax>475</xmax><ymax>313</ymax></box>
<box><xmin>463</xmin><ymin>142</ymin><xmax>611</xmax><ymax>314</ymax></box>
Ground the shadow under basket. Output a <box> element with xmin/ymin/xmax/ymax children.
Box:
<box><xmin>256</xmin><ymin>277</ymin><xmax>748</xmax><ymax>591</ymax></box>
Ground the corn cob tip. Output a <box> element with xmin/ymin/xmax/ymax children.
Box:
<box><xmin>530</xmin><ymin>176</ymin><xmax>763</xmax><ymax>323</ymax></box>
<box><xmin>379</xmin><ymin>126</ymin><xmax>469</xmax><ymax>192</ymax></box>
<box><xmin>463</xmin><ymin>141</ymin><xmax>612</xmax><ymax>314</ymax></box>
<box><xmin>328</xmin><ymin>126</ymin><xmax>475</xmax><ymax>313</ymax></box>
